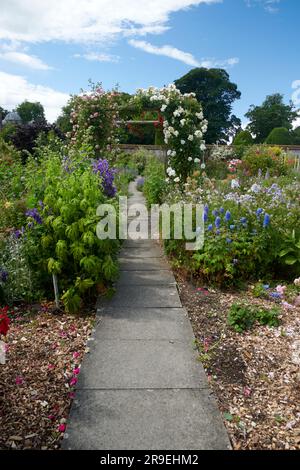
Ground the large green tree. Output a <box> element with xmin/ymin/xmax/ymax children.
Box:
<box><xmin>174</xmin><ymin>68</ymin><xmax>241</xmax><ymax>144</ymax></box>
<box><xmin>245</xmin><ymin>94</ymin><xmax>299</xmax><ymax>143</ymax></box>
<box><xmin>16</xmin><ymin>101</ymin><xmax>46</xmax><ymax>124</ymax></box>
<box><xmin>0</xmin><ymin>106</ymin><xmax>9</xmax><ymax>119</ymax></box>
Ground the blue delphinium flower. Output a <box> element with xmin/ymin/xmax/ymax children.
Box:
<box><xmin>225</xmin><ymin>210</ymin><xmax>231</xmax><ymax>222</ymax></box>
<box><xmin>240</xmin><ymin>217</ymin><xmax>247</xmax><ymax>224</ymax></box>
<box><xmin>220</xmin><ymin>207</ymin><xmax>225</xmax><ymax>214</ymax></box>
<box><xmin>207</xmin><ymin>224</ymin><xmax>213</xmax><ymax>231</ymax></box>
<box><xmin>226</xmin><ymin>238</ymin><xmax>232</xmax><ymax>244</ymax></box>
<box><xmin>230</xmin><ymin>225</ymin><xmax>235</xmax><ymax>230</ymax></box>
<box><xmin>263</xmin><ymin>213</ymin><xmax>270</xmax><ymax>228</ymax></box>
<box><xmin>216</xmin><ymin>230</ymin><xmax>221</xmax><ymax>235</ymax></box>
<box><xmin>93</xmin><ymin>158</ymin><xmax>117</xmax><ymax>198</ymax></box>
<box><xmin>256</xmin><ymin>208</ymin><xmax>263</xmax><ymax>217</ymax></box>
<box><xmin>215</xmin><ymin>217</ymin><xmax>221</xmax><ymax>229</ymax></box>
<box><xmin>14</xmin><ymin>227</ymin><xmax>25</xmax><ymax>239</ymax></box>
<box><xmin>212</xmin><ymin>210</ymin><xmax>219</xmax><ymax>217</ymax></box>
<box><xmin>0</xmin><ymin>269</ymin><xmax>8</xmax><ymax>283</ymax></box>
<box><xmin>26</xmin><ymin>208</ymin><xmax>42</xmax><ymax>225</ymax></box>
<box><xmin>203</xmin><ymin>211</ymin><xmax>208</xmax><ymax>223</ymax></box>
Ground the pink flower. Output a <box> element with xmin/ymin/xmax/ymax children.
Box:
<box><xmin>15</xmin><ymin>376</ymin><xmax>24</xmax><ymax>385</ymax></box>
<box><xmin>73</xmin><ymin>368</ymin><xmax>80</xmax><ymax>375</ymax></box>
<box><xmin>282</xmin><ymin>301</ymin><xmax>294</xmax><ymax>309</ymax></box>
<box><xmin>48</xmin><ymin>415</ymin><xmax>56</xmax><ymax>421</ymax></box>
<box><xmin>243</xmin><ymin>386</ymin><xmax>252</xmax><ymax>397</ymax></box>
<box><xmin>69</xmin><ymin>392</ymin><xmax>75</xmax><ymax>399</ymax></box>
<box><xmin>58</xmin><ymin>424</ymin><xmax>66</xmax><ymax>433</ymax></box>
<box><xmin>48</xmin><ymin>364</ymin><xmax>55</xmax><ymax>370</ymax></box>
<box><xmin>73</xmin><ymin>352</ymin><xmax>80</xmax><ymax>359</ymax></box>
<box><xmin>69</xmin><ymin>377</ymin><xmax>78</xmax><ymax>387</ymax></box>
<box><xmin>276</xmin><ymin>285</ymin><xmax>286</xmax><ymax>296</ymax></box>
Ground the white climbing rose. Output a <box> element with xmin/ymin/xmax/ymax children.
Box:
<box><xmin>161</xmin><ymin>104</ymin><xmax>167</xmax><ymax>112</ymax></box>
<box><xmin>180</xmin><ymin>140</ymin><xmax>186</xmax><ymax>145</ymax></box>
<box><xmin>194</xmin><ymin>158</ymin><xmax>200</xmax><ymax>163</ymax></box>
<box><xmin>188</xmin><ymin>135</ymin><xmax>194</xmax><ymax>141</ymax></box>
<box><xmin>174</xmin><ymin>177</ymin><xmax>180</xmax><ymax>183</ymax></box>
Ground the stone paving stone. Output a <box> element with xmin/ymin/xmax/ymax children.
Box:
<box><xmin>63</xmin><ymin>389</ymin><xmax>231</xmax><ymax>450</ymax></box>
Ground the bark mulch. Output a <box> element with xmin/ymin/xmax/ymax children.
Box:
<box><xmin>176</xmin><ymin>273</ymin><xmax>300</xmax><ymax>450</ymax></box>
<box><xmin>0</xmin><ymin>303</ymin><xmax>95</xmax><ymax>450</ymax></box>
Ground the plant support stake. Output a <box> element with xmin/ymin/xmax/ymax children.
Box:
<box><xmin>52</xmin><ymin>273</ymin><xmax>59</xmax><ymax>308</ymax></box>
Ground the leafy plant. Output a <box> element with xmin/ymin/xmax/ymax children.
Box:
<box><xmin>228</xmin><ymin>302</ymin><xmax>280</xmax><ymax>333</ymax></box>
<box><xmin>278</xmin><ymin>230</ymin><xmax>300</xmax><ymax>270</ymax></box>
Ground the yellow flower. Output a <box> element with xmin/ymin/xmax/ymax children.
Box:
<box><xmin>4</xmin><ymin>201</ymin><xmax>12</xmax><ymax>209</ymax></box>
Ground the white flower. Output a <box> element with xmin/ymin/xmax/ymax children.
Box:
<box><xmin>250</xmin><ymin>184</ymin><xmax>261</xmax><ymax>194</ymax></box>
<box><xmin>196</xmin><ymin>111</ymin><xmax>204</xmax><ymax>120</ymax></box>
<box><xmin>167</xmin><ymin>150</ymin><xmax>172</xmax><ymax>156</ymax></box>
<box><xmin>231</xmin><ymin>179</ymin><xmax>240</xmax><ymax>189</ymax></box>
<box><xmin>173</xmin><ymin>130</ymin><xmax>179</xmax><ymax>137</ymax></box>
<box><xmin>161</xmin><ymin>104</ymin><xmax>167</xmax><ymax>112</ymax></box>
<box><xmin>174</xmin><ymin>177</ymin><xmax>180</xmax><ymax>183</ymax></box>
<box><xmin>201</xmin><ymin>163</ymin><xmax>206</xmax><ymax>170</ymax></box>
<box><xmin>171</xmin><ymin>150</ymin><xmax>177</xmax><ymax>157</ymax></box>
<box><xmin>194</xmin><ymin>158</ymin><xmax>200</xmax><ymax>163</ymax></box>
<box><xmin>180</xmin><ymin>140</ymin><xmax>186</xmax><ymax>145</ymax></box>
<box><xmin>166</xmin><ymin>167</ymin><xmax>176</xmax><ymax>177</ymax></box>
<box><xmin>180</xmin><ymin>119</ymin><xmax>186</xmax><ymax>127</ymax></box>
<box><xmin>188</xmin><ymin>135</ymin><xmax>194</xmax><ymax>141</ymax></box>
<box><xmin>194</xmin><ymin>130</ymin><xmax>202</xmax><ymax>138</ymax></box>
<box><xmin>200</xmin><ymin>144</ymin><xmax>206</xmax><ymax>151</ymax></box>
<box><xmin>188</xmin><ymin>157</ymin><xmax>193</xmax><ymax>162</ymax></box>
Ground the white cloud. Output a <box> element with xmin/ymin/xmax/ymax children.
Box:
<box><xmin>292</xmin><ymin>80</ymin><xmax>300</xmax><ymax>107</ymax></box>
<box><xmin>0</xmin><ymin>0</ymin><xmax>219</xmax><ymax>44</ymax></box>
<box><xmin>129</xmin><ymin>39</ymin><xmax>239</xmax><ymax>68</ymax></box>
<box><xmin>129</xmin><ymin>39</ymin><xmax>199</xmax><ymax>66</ymax></box>
<box><xmin>245</xmin><ymin>0</ymin><xmax>281</xmax><ymax>13</ymax></box>
<box><xmin>0</xmin><ymin>71</ymin><xmax>69</xmax><ymax>122</ymax></box>
<box><xmin>0</xmin><ymin>51</ymin><xmax>52</xmax><ymax>70</ymax></box>
<box><xmin>73</xmin><ymin>52</ymin><xmax>120</xmax><ymax>63</ymax></box>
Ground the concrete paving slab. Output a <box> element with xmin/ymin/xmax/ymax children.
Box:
<box><xmin>120</xmin><ymin>246</ymin><xmax>163</xmax><ymax>258</ymax></box>
<box><xmin>98</xmin><ymin>284</ymin><xmax>181</xmax><ymax>308</ymax></box>
<box><xmin>77</xmin><ymin>339</ymin><xmax>206</xmax><ymax>389</ymax></box>
<box><xmin>118</xmin><ymin>270</ymin><xmax>175</xmax><ymax>285</ymax></box>
<box><xmin>63</xmin><ymin>389</ymin><xmax>231</xmax><ymax>450</ymax></box>
<box><xmin>95</xmin><ymin>307</ymin><xmax>193</xmax><ymax>340</ymax></box>
<box><xmin>119</xmin><ymin>257</ymin><xmax>170</xmax><ymax>271</ymax></box>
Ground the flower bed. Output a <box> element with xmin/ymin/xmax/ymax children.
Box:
<box><xmin>0</xmin><ymin>303</ymin><xmax>95</xmax><ymax>449</ymax></box>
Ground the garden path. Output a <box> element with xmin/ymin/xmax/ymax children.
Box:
<box><xmin>63</xmin><ymin>180</ymin><xmax>230</xmax><ymax>450</ymax></box>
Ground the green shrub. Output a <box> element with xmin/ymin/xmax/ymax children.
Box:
<box><xmin>228</xmin><ymin>303</ymin><xmax>256</xmax><ymax>332</ymax></box>
<box><xmin>265</xmin><ymin>127</ymin><xmax>292</xmax><ymax>145</ymax></box>
<box><xmin>143</xmin><ymin>157</ymin><xmax>167</xmax><ymax>206</ymax></box>
<box><xmin>228</xmin><ymin>302</ymin><xmax>280</xmax><ymax>332</ymax></box>
<box><xmin>233</xmin><ymin>130</ymin><xmax>253</xmax><ymax>146</ymax></box>
<box><xmin>242</xmin><ymin>145</ymin><xmax>291</xmax><ymax>176</ymax></box>
<box><xmin>22</xmin><ymin>149</ymin><xmax>120</xmax><ymax>312</ymax></box>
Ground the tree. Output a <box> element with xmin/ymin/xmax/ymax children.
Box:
<box><xmin>292</xmin><ymin>126</ymin><xmax>300</xmax><ymax>145</ymax></box>
<box><xmin>174</xmin><ymin>68</ymin><xmax>241</xmax><ymax>144</ymax></box>
<box><xmin>16</xmin><ymin>101</ymin><xmax>46</xmax><ymax>124</ymax></box>
<box><xmin>233</xmin><ymin>130</ymin><xmax>253</xmax><ymax>146</ymax></box>
<box><xmin>0</xmin><ymin>106</ymin><xmax>9</xmax><ymax>120</ymax></box>
<box><xmin>265</xmin><ymin>127</ymin><xmax>292</xmax><ymax>145</ymax></box>
<box><xmin>56</xmin><ymin>101</ymin><xmax>73</xmax><ymax>134</ymax></box>
<box><xmin>245</xmin><ymin>94</ymin><xmax>299</xmax><ymax>143</ymax></box>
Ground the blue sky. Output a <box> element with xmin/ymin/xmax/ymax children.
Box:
<box><xmin>0</xmin><ymin>0</ymin><xmax>299</xmax><ymax>125</ymax></box>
